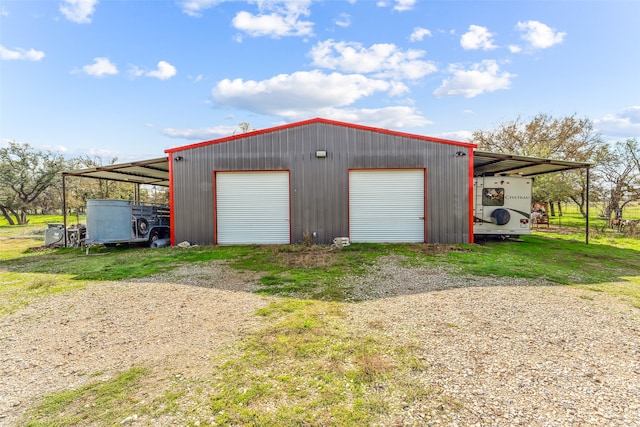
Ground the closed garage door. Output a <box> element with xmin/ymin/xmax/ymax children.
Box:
<box><xmin>215</xmin><ymin>171</ymin><xmax>290</xmax><ymax>245</ymax></box>
<box><xmin>349</xmin><ymin>169</ymin><xmax>425</xmax><ymax>243</ymax></box>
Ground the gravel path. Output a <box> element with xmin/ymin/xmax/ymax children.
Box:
<box><xmin>1</xmin><ymin>258</ymin><xmax>639</xmax><ymax>426</ymax></box>
<box><xmin>0</xmin><ymin>264</ymin><xmax>271</xmax><ymax>426</ymax></box>
<box><xmin>345</xmin><ymin>259</ymin><xmax>640</xmax><ymax>426</ymax></box>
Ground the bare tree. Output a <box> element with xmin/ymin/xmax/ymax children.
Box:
<box><xmin>233</xmin><ymin>122</ymin><xmax>255</xmax><ymax>134</ymax></box>
<box><xmin>595</xmin><ymin>139</ymin><xmax>640</xmax><ymax>220</ymax></box>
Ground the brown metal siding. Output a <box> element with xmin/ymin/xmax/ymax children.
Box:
<box><xmin>171</xmin><ymin>122</ymin><xmax>470</xmax><ymax>245</ymax></box>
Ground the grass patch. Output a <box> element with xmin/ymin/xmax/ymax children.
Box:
<box><xmin>231</xmin><ymin>243</ymin><xmax>442</xmax><ymax>300</ymax></box>
<box><xmin>577</xmin><ymin>276</ymin><xmax>640</xmax><ymax>309</ymax></box>
<box><xmin>0</xmin><ymin>238</ymin><xmax>45</xmax><ymax>261</ymax></box>
<box><xmin>201</xmin><ymin>299</ymin><xmax>450</xmax><ymax>426</ymax></box>
<box><xmin>0</xmin><ymin>272</ymin><xmax>87</xmax><ymax>315</ymax></box>
<box><xmin>25</xmin><ymin>367</ymin><xmax>148</xmax><ymax>426</ymax></box>
<box><xmin>439</xmin><ymin>235</ymin><xmax>640</xmax><ymax>285</ymax></box>
<box><xmin>536</xmin><ymin>203</ymin><xmax>640</xmax><ymax>230</ymax></box>
<box><xmin>228</xmin><ymin>245</ymin><xmax>381</xmax><ymax>300</ymax></box>
<box><xmin>436</xmin><ymin>235</ymin><xmax>640</xmax><ymax>308</ymax></box>
<box><xmin>0</xmin><ymin>243</ymin><xmax>254</xmax><ymax>281</ymax></box>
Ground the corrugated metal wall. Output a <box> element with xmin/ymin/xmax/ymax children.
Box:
<box><xmin>171</xmin><ymin>121</ymin><xmax>470</xmax><ymax>245</ymax></box>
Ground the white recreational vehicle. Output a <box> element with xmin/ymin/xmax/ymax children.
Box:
<box><xmin>473</xmin><ymin>176</ymin><xmax>533</xmax><ymax>238</ymax></box>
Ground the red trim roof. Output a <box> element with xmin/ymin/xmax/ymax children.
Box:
<box><xmin>165</xmin><ymin>117</ymin><xmax>475</xmax><ymax>154</ymax></box>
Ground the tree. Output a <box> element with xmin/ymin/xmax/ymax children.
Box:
<box><xmin>0</xmin><ymin>141</ymin><xmax>67</xmax><ymax>224</ymax></box>
<box><xmin>471</xmin><ymin>114</ymin><xmax>605</xmax><ymax>217</ymax></box>
<box><xmin>234</xmin><ymin>122</ymin><xmax>255</xmax><ymax>134</ymax></box>
<box><xmin>594</xmin><ymin>139</ymin><xmax>640</xmax><ymax>219</ymax></box>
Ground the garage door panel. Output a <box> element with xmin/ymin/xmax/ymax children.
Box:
<box><xmin>216</xmin><ymin>171</ymin><xmax>290</xmax><ymax>245</ymax></box>
<box><xmin>350</xmin><ymin>169</ymin><xmax>425</xmax><ymax>243</ymax></box>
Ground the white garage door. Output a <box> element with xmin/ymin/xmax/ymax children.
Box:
<box><xmin>216</xmin><ymin>171</ymin><xmax>290</xmax><ymax>245</ymax></box>
<box><xmin>350</xmin><ymin>169</ymin><xmax>425</xmax><ymax>243</ymax></box>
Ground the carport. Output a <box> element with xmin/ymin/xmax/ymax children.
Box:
<box><xmin>474</xmin><ymin>151</ymin><xmax>593</xmax><ymax>243</ymax></box>
<box><xmin>61</xmin><ymin>157</ymin><xmax>169</xmax><ymax>246</ymax></box>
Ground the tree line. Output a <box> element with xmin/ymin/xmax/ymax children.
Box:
<box><xmin>0</xmin><ymin>141</ymin><xmax>168</xmax><ymax>225</ymax></box>
<box><xmin>1</xmin><ymin>113</ymin><xmax>638</xmax><ymax>226</ymax></box>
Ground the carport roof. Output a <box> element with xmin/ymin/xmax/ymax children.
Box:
<box><xmin>473</xmin><ymin>151</ymin><xmax>592</xmax><ymax>177</ymax></box>
<box><xmin>63</xmin><ymin>157</ymin><xmax>170</xmax><ymax>187</ymax></box>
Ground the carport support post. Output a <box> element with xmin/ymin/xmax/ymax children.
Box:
<box><xmin>585</xmin><ymin>166</ymin><xmax>590</xmax><ymax>245</ymax></box>
<box><xmin>62</xmin><ymin>174</ymin><xmax>67</xmax><ymax>248</ymax></box>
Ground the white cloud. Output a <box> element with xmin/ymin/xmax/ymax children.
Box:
<box><xmin>508</xmin><ymin>44</ymin><xmax>522</xmax><ymax>53</ymax></box>
<box><xmin>334</xmin><ymin>13</ymin><xmax>351</xmax><ymax>28</ymax></box>
<box><xmin>128</xmin><ymin>61</ymin><xmax>177</xmax><ymax>80</ymax></box>
<box><xmin>128</xmin><ymin>65</ymin><xmax>144</xmax><ymax>78</ymax></box>
<box><xmin>162</xmin><ymin>125</ymin><xmax>237</xmax><ymax>140</ymax></box>
<box><xmin>212</xmin><ymin>70</ymin><xmax>405</xmax><ymax>117</ymax></box>
<box><xmin>232</xmin><ymin>0</ymin><xmax>314</xmax><ymax>38</ymax></box>
<box><xmin>409</xmin><ymin>27</ymin><xmax>432</xmax><ymax>42</ymax></box>
<box><xmin>1</xmin><ymin>6</ymin><xmax>8</xmax><ymax>16</ymax></box>
<box><xmin>179</xmin><ymin>0</ymin><xmax>226</xmax><ymax>17</ymax></box>
<box><xmin>393</xmin><ymin>0</ymin><xmax>416</xmax><ymax>11</ymax></box>
<box><xmin>516</xmin><ymin>20</ymin><xmax>566</xmax><ymax>49</ymax></box>
<box><xmin>595</xmin><ymin>106</ymin><xmax>640</xmax><ymax>139</ymax></box>
<box><xmin>146</xmin><ymin>61</ymin><xmax>177</xmax><ymax>80</ymax></box>
<box><xmin>434</xmin><ymin>60</ymin><xmax>515</xmax><ymax>98</ymax></box>
<box><xmin>316</xmin><ymin>106</ymin><xmax>431</xmax><ymax>128</ymax></box>
<box><xmin>0</xmin><ymin>45</ymin><xmax>45</xmax><ymax>61</ymax></box>
<box><xmin>437</xmin><ymin>130</ymin><xmax>473</xmax><ymax>142</ymax></box>
<box><xmin>60</xmin><ymin>0</ymin><xmax>99</xmax><ymax>24</ymax></box>
<box><xmin>309</xmin><ymin>39</ymin><xmax>437</xmax><ymax>80</ymax></box>
<box><xmin>79</xmin><ymin>57</ymin><xmax>118</xmax><ymax>77</ymax></box>
<box><xmin>376</xmin><ymin>0</ymin><xmax>416</xmax><ymax>11</ymax></box>
<box><xmin>460</xmin><ymin>25</ymin><xmax>497</xmax><ymax>50</ymax></box>
<box><xmin>180</xmin><ymin>0</ymin><xmax>315</xmax><ymax>38</ymax></box>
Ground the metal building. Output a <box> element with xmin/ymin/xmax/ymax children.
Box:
<box><xmin>165</xmin><ymin>118</ymin><xmax>475</xmax><ymax>246</ymax></box>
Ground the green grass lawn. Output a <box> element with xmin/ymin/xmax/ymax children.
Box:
<box><xmin>537</xmin><ymin>202</ymin><xmax>640</xmax><ymax>230</ymax></box>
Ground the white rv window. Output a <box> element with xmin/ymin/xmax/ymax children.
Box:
<box><xmin>482</xmin><ymin>188</ymin><xmax>504</xmax><ymax>206</ymax></box>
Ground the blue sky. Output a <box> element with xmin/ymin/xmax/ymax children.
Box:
<box><xmin>1</xmin><ymin>0</ymin><xmax>639</xmax><ymax>162</ymax></box>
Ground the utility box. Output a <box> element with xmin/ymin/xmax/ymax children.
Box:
<box><xmin>85</xmin><ymin>199</ymin><xmax>170</xmax><ymax>247</ymax></box>
<box><xmin>473</xmin><ymin>176</ymin><xmax>532</xmax><ymax>237</ymax></box>
<box><xmin>44</xmin><ymin>223</ymin><xmax>65</xmax><ymax>247</ymax></box>
<box><xmin>44</xmin><ymin>223</ymin><xmax>86</xmax><ymax>247</ymax></box>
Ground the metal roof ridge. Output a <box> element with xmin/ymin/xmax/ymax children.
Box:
<box><xmin>165</xmin><ymin>117</ymin><xmax>476</xmax><ymax>154</ymax></box>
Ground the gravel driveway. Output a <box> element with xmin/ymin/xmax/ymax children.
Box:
<box><xmin>1</xmin><ymin>258</ymin><xmax>639</xmax><ymax>426</ymax></box>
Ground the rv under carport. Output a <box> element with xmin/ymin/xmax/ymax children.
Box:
<box><xmin>473</xmin><ymin>151</ymin><xmax>592</xmax><ymax>243</ymax></box>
